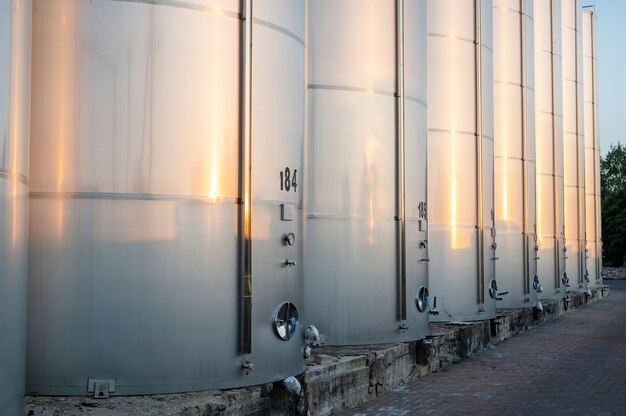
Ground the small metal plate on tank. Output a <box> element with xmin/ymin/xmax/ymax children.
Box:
<box><xmin>87</xmin><ymin>378</ymin><xmax>116</xmax><ymax>398</ymax></box>
<box><xmin>280</xmin><ymin>204</ymin><xmax>294</xmax><ymax>221</ymax></box>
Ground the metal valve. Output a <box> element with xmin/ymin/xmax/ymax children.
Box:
<box><xmin>420</xmin><ymin>258</ymin><xmax>430</xmax><ymax>262</ymax></box>
<box><xmin>429</xmin><ymin>296</ymin><xmax>439</xmax><ymax>315</ymax></box>
<box><xmin>242</xmin><ymin>360</ymin><xmax>255</xmax><ymax>375</ymax></box>
<box><xmin>533</xmin><ymin>275</ymin><xmax>543</xmax><ymax>293</ymax></box>
<box><xmin>283</xmin><ymin>232</ymin><xmax>296</xmax><ymax>246</ymax></box>
<box><xmin>284</xmin><ymin>260</ymin><xmax>297</xmax><ymax>267</ymax></box>
<box><xmin>489</xmin><ymin>279</ymin><xmax>508</xmax><ymax>300</ymax></box>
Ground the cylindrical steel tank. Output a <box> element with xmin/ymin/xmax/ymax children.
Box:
<box><xmin>582</xmin><ymin>9</ymin><xmax>602</xmax><ymax>289</ymax></box>
<box><xmin>534</xmin><ymin>0</ymin><xmax>566</xmax><ymax>300</ymax></box>
<box><xmin>493</xmin><ymin>0</ymin><xmax>538</xmax><ymax>308</ymax></box>
<box><xmin>427</xmin><ymin>0</ymin><xmax>496</xmax><ymax>321</ymax></box>
<box><xmin>27</xmin><ymin>0</ymin><xmax>305</xmax><ymax>395</ymax></box>
<box><xmin>305</xmin><ymin>0</ymin><xmax>429</xmax><ymax>344</ymax></box>
<box><xmin>561</xmin><ymin>0</ymin><xmax>586</xmax><ymax>293</ymax></box>
<box><xmin>0</xmin><ymin>1</ymin><xmax>30</xmax><ymax>414</ymax></box>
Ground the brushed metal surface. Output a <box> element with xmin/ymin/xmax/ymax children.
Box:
<box><xmin>535</xmin><ymin>0</ymin><xmax>566</xmax><ymax>300</ymax></box>
<box><xmin>27</xmin><ymin>0</ymin><xmax>304</xmax><ymax>395</ymax></box>
<box><xmin>0</xmin><ymin>1</ymin><xmax>30</xmax><ymax>414</ymax></box>
<box><xmin>493</xmin><ymin>0</ymin><xmax>538</xmax><ymax>308</ymax></box>
<box><xmin>427</xmin><ymin>0</ymin><xmax>496</xmax><ymax>322</ymax></box>
<box><xmin>561</xmin><ymin>0</ymin><xmax>586</xmax><ymax>292</ymax></box>
<box><xmin>582</xmin><ymin>10</ymin><xmax>601</xmax><ymax>289</ymax></box>
<box><xmin>304</xmin><ymin>0</ymin><xmax>429</xmax><ymax>345</ymax></box>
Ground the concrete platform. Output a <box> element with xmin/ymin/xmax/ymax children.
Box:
<box><xmin>25</xmin><ymin>287</ymin><xmax>608</xmax><ymax>416</ymax></box>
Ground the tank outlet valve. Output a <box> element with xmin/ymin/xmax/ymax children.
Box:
<box><xmin>420</xmin><ymin>257</ymin><xmax>430</xmax><ymax>262</ymax></box>
<box><xmin>584</xmin><ymin>270</ymin><xmax>591</xmax><ymax>283</ymax></box>
<box><xmin>533</xmin><ymin>275</ymin><xmax>543</xmax><ymax>293</ymax></box>
<box><xmin>399</xmin><ymin>321</ymin><xmax>409</xmax><ymax>332</ymax></box>
<box><xmin>242</xmin><ymin>360</ymin><xmax>255</xmax><ymax>374</ymax></box>
<box><xmin>419</xmin><ymin>240</ymin><xmax>428</xmax><ymax>249</ymax></box>
<box><xmin>491</xmin><ymin>242</ymin><xmax>498</xmax><ymax>250</ymax></box>
<box><xmin>305</xmin><ymin>325</ymin><xmax>320</xmax><ymax>347</ymax></box>
<box><xmin>561</xmin><ymin>273</ymin><xmax>570</xmax><ymax>287</ymax></box>
<box><xmin>489</xmin><ymin>280</ymin><xmax>499</xmax><ymax>299</ymax></box>
<box><xmin>429</xmin><ymin>296</ymin><xmax>439</xmax><ymax>315</ymax></box>
<box><xmin>284</xmin><ymin>259</ymin><xmax>297</xmax><ymax>267</ymax></box>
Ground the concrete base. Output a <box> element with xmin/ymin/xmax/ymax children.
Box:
<box><xmin>25</xmin><ymin>287</ymin><xmax>607</xmax><ymax>416</ymax></box>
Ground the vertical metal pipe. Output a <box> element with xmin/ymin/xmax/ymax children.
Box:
<box><xmin>475</xmin><ymin>0</ymin><xmax>485</xmax><ymax>304</ymax></box>
<box><xmin>549</xmin><ymin>0</ymin><xmax>561</xmax><ymax>289</ymax></box>
<box><xmin>520</xmin><ymin>0</ymin><xmax>530</xmax><ymax>295</ymax></box>
<box><xmin>574</xmin><ymin>0</ymin><xmax>585</xmax><ymax>286</ymax></box>
<box><xmin>591</xmin><ymin>12</ymin><xmax>600</xmax><ymax>282</ymax></box>
<box><xmin>239</xmin><ymin>0</ymin><xmax>253</xmax><ymax>355</ymax></box>
<box><xmin>396</xmin><ymin>0</ymin><xmax>407</xmax><ymax>321</ymax></box>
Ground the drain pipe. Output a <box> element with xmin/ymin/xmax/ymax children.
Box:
<box><xmin>239</xmin><ymin>0</ymin><xmax>253</xmax><ymax>356</ymax></box>
<box><xmin>475</xmin><ymin>0</ymin><xmax>486</xmax><ymax>306</ymax></box>
<box><xmin>395</xmin><ymin>0</ymin><xmax>407</xmax><ymax>323</ymax></box>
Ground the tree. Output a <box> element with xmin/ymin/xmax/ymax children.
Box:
<box><xmin>601</xmin><ymin>143</ymin><xmax>626</xmax><ymax>266</ymax></box>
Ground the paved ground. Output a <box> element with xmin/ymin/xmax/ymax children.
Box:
<box><xmin>345</xmin><ymin>281</ymin><xmax>626</xmax><ymax>416</ymax></box>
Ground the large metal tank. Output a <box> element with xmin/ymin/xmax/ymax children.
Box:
<box><xmin>427</xmin><ymin>0</ymin><xmax>496</xmax><ymax>322</ymax></box>
<box><xmin>27</xmin><ymin>0</ymin><xmax>305</xmax><ymax>395</ymax></box>
<box><xmin>582</xmin><ymin>9</ymin><xmax>602</xmax><ymax>289</ymax></box>
<box><xmin>534</xmin><ymin>0</ymin><xmax>566</xmax><ymax>300</ymax></box>
<box><xmin>561</xmin><ymin>0</ymin><xmax>586</xmax><ymax>293</ymax></box>
<box><xmin>305</xmin><ymin>0</ymin><xmax>429</xmax><ymax>344</ymax></box>
<box><xmin>0</xmin><ymin>1</ymin><xmax>30</xmax><ymax>413</ymax></box>
<box><xmin>493</xmin><ymin>0</ymin><xmax>539</xmax><ymax>308</ymax></box>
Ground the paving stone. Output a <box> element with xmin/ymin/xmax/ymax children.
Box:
<box><xmin>344</xmin><ymin>281</ymin><xmax>626</xmax><ymax>416</ymax></box>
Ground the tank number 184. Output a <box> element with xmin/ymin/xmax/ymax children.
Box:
<box><xmin>279</xmin><ymin>167</ymin><xmax>298</xmax><ymax>192</ymax></box>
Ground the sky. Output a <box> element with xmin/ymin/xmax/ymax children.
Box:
<box><xmin>584</xmin><ymin>0</ymin><xmax>626</xmax><ymax>155</ymax></box>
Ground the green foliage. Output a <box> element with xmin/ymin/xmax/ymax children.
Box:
<box><xmin>601</xmin><ymin>143</ymin><xmax>626</xmax><ymax>265</ymax></box>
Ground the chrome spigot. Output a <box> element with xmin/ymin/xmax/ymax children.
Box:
<box><xmin>429</xmin><ymin>296</ymin><xmax>439</xmax><ymax>316</ymax></box>
<box><xmin>242</xmin><ymin>360</ymin><xmax>255</xmax><ymax>375</ymax></box>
